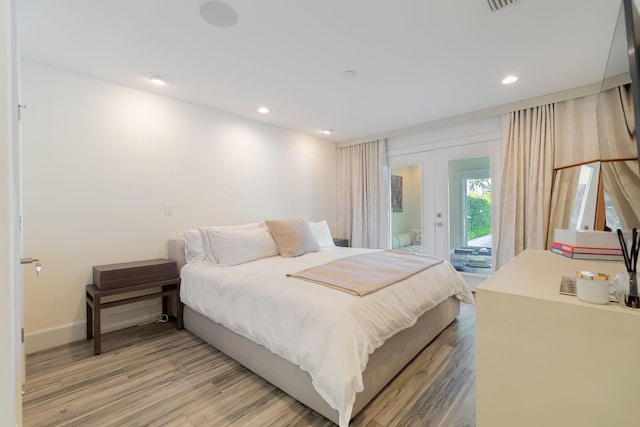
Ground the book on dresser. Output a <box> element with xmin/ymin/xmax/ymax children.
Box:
<box><xmin>550</xmin><ymin>242</ymin><xmax>624</xmax><ymax>261</ymax></box>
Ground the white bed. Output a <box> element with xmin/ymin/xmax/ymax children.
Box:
<box><xmin>168</xmin><ymin>220</ymin><xmax>473</xmax><ymax>426</ymax></box>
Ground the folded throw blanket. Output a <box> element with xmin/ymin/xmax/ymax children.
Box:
<box><xmin>287</xmin><ymin>250</ymin><xmax>444</xmax><ymax>296</ymax></box>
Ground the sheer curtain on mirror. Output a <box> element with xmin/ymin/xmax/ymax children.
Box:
<box><xmin>547</xmin><ymin>162</ymin><xmax>599</xmax><ymax>248</ymax></box>
<box><xmin>601</xmin><ymin>160</ymin><xmax>640</xmax><ymax>228</ymax></box>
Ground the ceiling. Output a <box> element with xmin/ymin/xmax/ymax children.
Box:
<box><xmin>16</xmin><ymin>0</ymin><xmax>623</xmax><ymax>143</ymax></box>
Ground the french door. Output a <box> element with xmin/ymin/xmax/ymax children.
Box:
<box><xmin>389</xmin><ymin>139</ymin><xmax>501</xmax><ymax>289</ymax></box>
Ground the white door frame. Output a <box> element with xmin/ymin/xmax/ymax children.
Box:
<box><xmin>1</xmin><ymin>0</ymin><xmax>23</xmax><ymax>425</ymax></box>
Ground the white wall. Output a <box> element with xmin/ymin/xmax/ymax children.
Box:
<box><xmin>21</xmin><ymin>61</ymin><xmax>337</xmax><ymax>353</ymax></box>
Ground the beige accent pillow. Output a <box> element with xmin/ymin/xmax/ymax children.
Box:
<box><xmin>265</xmin><ymin>218</ymin><xmax>320</xmax><ymax>258</ymax></box>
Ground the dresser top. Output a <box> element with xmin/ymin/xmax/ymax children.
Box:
<box><xmin>477</xmin><ymin>249</ymin><xmax>639</xmax><ymax>314</ymax></box>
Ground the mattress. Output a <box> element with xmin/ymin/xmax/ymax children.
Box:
<box><xmin>179</xmin><ymin>247</ymin><xmax>474</xmax><ymax>426</ymax></box>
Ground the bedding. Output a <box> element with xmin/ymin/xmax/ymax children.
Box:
<box><xmin>179</xmin><ymin>246</ymin><xmax>474</xmax><ymax>427</ymax></box>
<box><xmin>287</xmin><ymin>250</ymin><xmax>444</xmax><ymax>296</ymax></box>
<box><xmin>205</xmin><ymin>227</ymin><xmax>278</xmax><ymax>266</ymax></box>
<box><xmin>309</xmin><ymin>220</ymin><xmax>336</xmax><ymax>248</ymax></box>
<box><xmin>201</xmin><ymin>222</ymin><xmax>264</xmax><ymax>262</ymax></box>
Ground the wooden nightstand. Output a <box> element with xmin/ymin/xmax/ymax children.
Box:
<box><xmin>333</xmin><ymin>238</ymin><xmax>350</xmax><ymax>247</ymax></box>
<box><xmin>86</xmin><ymin>259</ymin><xmax>183</xmax><ymax>355</ymax></box>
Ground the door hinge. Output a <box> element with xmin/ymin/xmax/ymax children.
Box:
<box><xmin>18</xmin><ymin>104</ymin><xmax>27</xmax><ymax>121</ymax></box>
<box><xmin>21</xmin><ymin>328</ymin><xmax>24</xmax><ymax>344</ymax></box>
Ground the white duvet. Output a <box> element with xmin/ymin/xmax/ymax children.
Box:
<box><xmin>179</xmin><ymin>247</ymin><xmax>474</xmax><ymax>426</ymax></box>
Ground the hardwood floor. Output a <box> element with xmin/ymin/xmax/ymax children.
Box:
<box><xmin>23</xmin><ymin>304</ymin><xmax>476</xmax><ymax>427</ymax></box>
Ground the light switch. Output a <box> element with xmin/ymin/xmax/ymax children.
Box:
<box><xmin>164</xmin><ymin>202</ymin><xmax>174</xmax><ymax>216</ymax></box>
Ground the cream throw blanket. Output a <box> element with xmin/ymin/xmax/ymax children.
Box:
<box><xmin>287</xmin><ymin>250</ymin><xmax>444</xmax><ymax>296</ymax></box>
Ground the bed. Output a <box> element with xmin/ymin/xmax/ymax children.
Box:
<box><xmin>168</xmin><ymin>219</ymin><xmax>473</xmax><ymax>426</ymax></box>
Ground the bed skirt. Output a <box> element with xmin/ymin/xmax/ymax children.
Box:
<box><xmin>183</xmin><ymin>296</ymin><xmax>460</xmax><ymax>424</ymax></box>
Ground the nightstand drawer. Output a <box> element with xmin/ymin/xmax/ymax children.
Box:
<box><xmin>333</xmin><ymin>238</ymin><xmax>349</xmax><ymax>247</ymax></box>
<box><xmin>93</xmin><ymin>259</ymin><xmax>178</xmax><ymax>290</ymax></box>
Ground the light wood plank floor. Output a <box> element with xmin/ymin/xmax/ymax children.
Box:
<box><xmin>23</xmin><ymin>304</ymin><xmax>476</xmax><ymax>427</ymax></box>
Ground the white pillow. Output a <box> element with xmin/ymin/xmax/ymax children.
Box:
<box><xmin>205</xmin><ymin>227</ymin><xmax>279</xmax><ymax>266</ymax></box>
<box><xmin>179</xmin><ymin>229</ymin><xmax>208</xmax><ymax>263</ymax></box>
<box><xmin>309</xmin><ymin>220</ymin><xmax>336</xmax><ymax>248</ymax></box>
<box><xmin>201</xmin><ymin>222</ymin><xmax>264</xmax><ymax>262</ymax></box>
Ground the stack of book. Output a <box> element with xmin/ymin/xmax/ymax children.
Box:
<box><xmin>551</xmin><ymin>229</ymin><xmax>625</xmax><ymax>261</ymax></box>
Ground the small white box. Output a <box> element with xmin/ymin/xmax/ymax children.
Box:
<box><xmin>554</xmin><ymin>229</ymin><xmax>626</xmax><ymax>249</ymax></box>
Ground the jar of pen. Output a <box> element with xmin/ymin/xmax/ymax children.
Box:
<box><xmin>613</xmin><ymin>228</ymin><xmax>640</xmax><ymax>310</ymax></box>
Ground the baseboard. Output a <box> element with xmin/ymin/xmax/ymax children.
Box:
<box><xmin>25</xmin><ymin>303</ymin><xmax>162</xmax><ymax>354</ymax></box>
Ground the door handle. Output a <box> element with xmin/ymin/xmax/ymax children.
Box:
<box><xmin>21</xmin><ymin>257</ymin><xmax>42</xmax><ymax>275</ymax></box>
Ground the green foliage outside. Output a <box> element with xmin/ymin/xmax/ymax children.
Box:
<box><xmin>467</xmin><ymin>193</ymin><xmax>491</xmax><ymax>240</ymax></box>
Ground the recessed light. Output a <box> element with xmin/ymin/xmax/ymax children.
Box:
<box><xmin>321</xmin><ymin>129</ymin><xmax>333</xmax><ymax>135</ymax></box>
<box><xmin>257</xmin><ymin>106</ymin><xmax>269</xmax><ymax>114</ymax></box>
<box><xmin>502</xmin><ymin>75</ymin><xmax>518</xmax><ymax>85</ymax></box>
<box><xmin>149</xmin><ymin>75</ymin><xmax>167</xmax><ymax>86</ymax></box>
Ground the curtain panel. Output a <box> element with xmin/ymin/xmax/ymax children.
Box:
<box><xmin>336</xmin><ymin>139</ymin><xmax>391</xmax><ymax>249</ymax></box>
<box><xmin>554</xmin><ymin>94</ymin><xmax>599</xmax><ymax>168</ymax></box>
<box><xmin>601</xmin><ymin>161</ymin><xmax>640</xmax><ymax>228</ymax></box>
<box><xmin>496</xmin><ymin>105</ymin><xmax>555</xmax><ymax>269</ymax></box>
<box><xmin>546</xmin><ymin>165</ymin><xmax>582</xmax><ymax>249</ymax></box>
<box><xmin>598</xmin><ymin>84</ymin><xmax>637</xmax><ymax>161</ymax></box>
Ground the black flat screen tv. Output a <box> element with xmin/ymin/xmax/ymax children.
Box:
<box><xmin>623</xmin><ymin>0</ymin><xmax>640</xmax><ymax>168</ymax></box>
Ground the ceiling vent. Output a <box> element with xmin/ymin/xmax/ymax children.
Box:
<box><xmin>487</xmin><ymin>0</ymin><xmax>519</xmax><ymax>12</ymax></box>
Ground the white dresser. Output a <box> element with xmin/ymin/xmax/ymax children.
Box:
<box><xmin>476</xmin><ymin>249</ymin><xmax>640</xmax><ymax>427</ymax></box>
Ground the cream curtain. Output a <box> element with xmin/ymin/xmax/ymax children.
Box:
<box><xmin>598</xmin><ymin>84</ymin><xmax>637</xmax><ymax>161</ymax></box>
<box><xmin>546</xmin><ymin>165</ymin><xmax>582</xmax><ymax>248</ymax></box>
<box><xmin>601</xmin><ymin>160</ymin><xmax>640</xmax><ymax>228</ymax></box>
<box><xmin>554</xmin><ymin>94</ymin><xmax>599</xmax><ymax>168</ymax></box>
<box><xmin>496</xmin><ymin>105</ymin><xmax>555</xmax><ymax>269</ymax></box>
<box><xmin>336</xmin><ymin>139</ymin><xmax>391</xmax><ymax>249</ymax></box>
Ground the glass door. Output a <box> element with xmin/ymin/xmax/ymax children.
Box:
<box><xmin>447</xmin><ymin>156</ymin><xmax>493</xmax><ymax>276</ymax></box>
<box><xmin>432</xmin><ymin>140</ymin><xmax>501</xmax><ymax>289</ymax></box>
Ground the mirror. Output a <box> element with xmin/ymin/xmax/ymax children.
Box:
<box><xmin>596</xmin><ymin>0</ymin><xmax>639</xmax><ymax>232</ymax></box>
<box><xmin>599</xmin><ymin>1</ymin><xmax>629</xmax><ymax>94</ymax></box>
<box><xmin>548</xmin><ymin>1</ymin><xmax>640</xmax><ymax>246</ymax></box>
<box><xmin>548</xmin><ymin>163</ymin><xmax>599</xmax><ymax>237</ymax></box>
<box><xmin>601</xmin><ymin>159</ymin><xmax>640</xmax><ymax>229</ymax></box>
<box><xmin>390</xmin><ymin>165</ymin><xmax>423</xmax><ymax>253</ymax></box>
<box><xmin>548</xmin><ymin>160</ymin><xmax>640</xmax><ymax>246</ymax></box>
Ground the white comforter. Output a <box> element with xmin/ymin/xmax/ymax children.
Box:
<box><xmin>180</xmin><ymin>247</ymin><xmax>474</xmax><ymax>426</ymax></box>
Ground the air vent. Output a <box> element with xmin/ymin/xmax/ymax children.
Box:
<box><xmin>487</xmin><ymin>0</ymin><xmax>519</xmax><ymax>12</ymax></box>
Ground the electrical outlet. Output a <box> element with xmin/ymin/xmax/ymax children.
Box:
<box><xmin>164</xmin><ymin>202</ymin><xmax>174</xmax><ymax>216</ymax></box>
